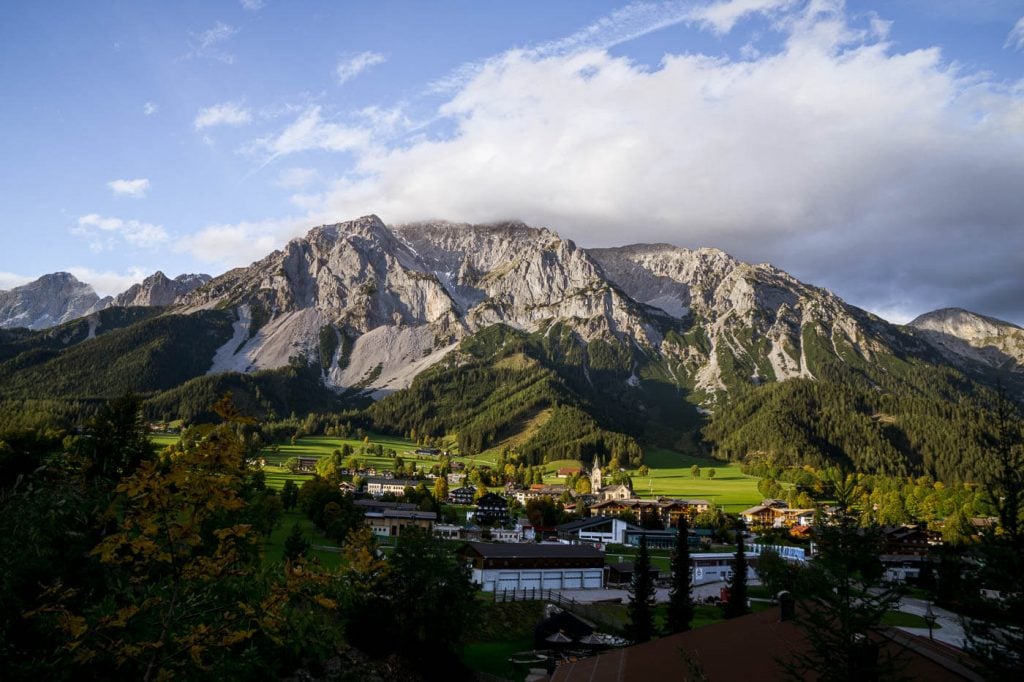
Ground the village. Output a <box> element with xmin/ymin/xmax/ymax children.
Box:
<box><xmin>234</xmin><ymin>434</ymin><xmax>984</xmax><ymax>681</ymax></box>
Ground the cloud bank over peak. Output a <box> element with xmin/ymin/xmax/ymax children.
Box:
<box><xmin>179</xmin><ymin>0</ymin><xmax>1024</xmax><ymax>324</ymax></box>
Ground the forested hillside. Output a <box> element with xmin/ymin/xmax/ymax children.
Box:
<box><xmin>369</xmin><ymin>324</ymin><xmax>646</xmax><ymax>465</ymax></box>
<box><xmin>704</xmin><ymin>324</ymin><xmax>1003</xmax><ymax>482</ymax></box>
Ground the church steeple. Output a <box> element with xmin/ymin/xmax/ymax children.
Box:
<box><xmin>590</xmin><ymin>454</ymin><xmax>603</xmax><ymax>493</ymax></box>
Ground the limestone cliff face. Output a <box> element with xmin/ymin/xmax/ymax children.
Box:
<box><xmin>590</xmin><ymin>244</ymin><xmax>918</xmax><ymax>393</ymax></box>
<box><xmin>909</xmin><ymin>308</ymin><xmax>1024</xmax><ymax>373</ymax></box>
<box><xmin>0</xmin><ymin>273</ymin><xmax>102</xmax><ymax>330</ymax></box>
<box><xmin>112</xmin><ymin>272</ymin><xmax>212</xmax><ymax>308</ymax></box>
<box><xmin>176</xmin><ymin>214</ymin><xmax>936</xmax><ymax>399</ymax></box>
<box><xmin>179</xmin><ymin>216</ymin><xmax>662</xmax><ymax>395</ymax></box>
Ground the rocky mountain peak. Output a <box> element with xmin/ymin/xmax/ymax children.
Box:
<box><xmin>909</xmin><ymin>307</ymin><xmax>1024</xmax><ymax>372</ymax></box>
<box><xmin>0</xmin><ymin>272</ymin><xmax>102</xmax><ymax>330</ymax></box>
<box><xmin>112</xmin><ymin>271</ymin><xmax>212</xmax><ymax>308</ymax></box>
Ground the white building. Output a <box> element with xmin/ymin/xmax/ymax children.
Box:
<box><xmin>461</xmin><ymin>542</ymin><xmax>605</xmax><ymax>592</ymax></box>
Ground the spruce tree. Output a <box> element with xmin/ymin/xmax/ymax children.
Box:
<box><xmin>283</xmin><ymin>522</ymin><xmax>310</xmax><ymax>562</ymax></box>
<box><xmin>627</xmin><ymin>533</ymin><xmax>655</xmax><ymax>643</ymax></box>
<box><xmin>782</xmin><ymin>472</ymin><xmax>903</xmax><ymax>681</ymax></box>
<box><xmin>724</xmin><ymin>520</ymin><xmax>750</xmax><ymax>619</ymax></box>
<box><xmin>666</xmin><ymin>515</ymin><xmax>694</xmax><ymax>633</ymax></box>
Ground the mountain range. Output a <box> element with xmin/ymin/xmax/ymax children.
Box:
<box><xmin>0</xmin><ymin>271</ymin><xmax>211</xmax><ymax>330</ymax></box>
<box><xmin>2</xmin><ymin>215</ymin><xmax>1020</xmax><ymax>481</ymax></box>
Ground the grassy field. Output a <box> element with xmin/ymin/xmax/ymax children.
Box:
<box><xmin>634</xmin><ymin>448</ymin><xmax>761</xmax><ymax>511</ymax></box>
<box><xmin>263</xmin><ymin>510</ymin><xmax>343</xmax><ymax>568</ymax></box>
<box><xmin>149</xmin><ymin>434</ymin><xmax>762</xmax><ymax>509</ymax></box>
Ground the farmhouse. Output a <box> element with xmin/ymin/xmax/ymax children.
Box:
<box><xmin>460</xmin><ymin>542</ymin><xmax>605</xmax><ymax>592</ymax></box>
<box><xmin>590</xmin><ymin>498</ymin><xmax>711</xmax><ymax>528</ymax></box>
<box><xmin>474</xmin><ymin>492</ymin><xmax>509</xmax><ymax>525</ymax></box>
<box><xmin>447</xmin><ymin>485</ymin><xmax>477</xmax><ymax>505</ymax></box>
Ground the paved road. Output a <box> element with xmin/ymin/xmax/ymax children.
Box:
<box><xmin>896</xmin><ymin>597</ymin><xmax>966</xmax><ymax>649</ymax></box>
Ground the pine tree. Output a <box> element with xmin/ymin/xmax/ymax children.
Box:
<box><xmin>782</xmin><ymin>472</ymin><xmax>904</xmax><ymax>681</ymax></box>
<box><xmin>627</xmin><ymin>533</ymin><xmax>655</xmax><ymax>643</ymax></box>
<box><xmin>666</xmin><ymin>516</ymin><xmax>694</xmax><ymax>633</ymax></box>
<box><xmin>724</xmin><ymin>521</ymin><xmax>749</xmax><ymax>619</ymax></box>
<box><xmin>283</xmin><ymin>522</ymin><xmax>310</xmax><ymax>562</ymax></box>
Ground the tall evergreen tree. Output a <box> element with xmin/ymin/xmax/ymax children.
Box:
<box><xmin>627</xmin><ymin>533</ymin><xmax>655</xmax><ymax>643</ymax></box>
<box><xmin>724</xmin><ymin>521</ymin><xmax>750</xmax><ymax>619</ymax></box>
<box><xmin>782</xmin><ymin>473</ymin><xmax>903</xmax><ymax>681</ymax></box>
<box><xmin>666</xmin><ymin>516</ymin><xmax>694</xmax><ymax>633</ymax></box>
<box><xmin>283</xmin><ymin>522</ymin><xmax>310</xmax><ymax>562</ymax></box>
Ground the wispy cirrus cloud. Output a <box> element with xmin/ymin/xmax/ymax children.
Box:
<box><xmin>143</xmin><ymin>101</ymin><xmax>158</xmax><ymax>115</ymax></box>
<box><xmin>107</xmin><ymin>178</ymin><xmax>150</xmax><ymax>198</ymax></box>
<box><xmin>1007</xmin><ymin>16</ymin><xmax>1024</xmax><ymax>50</ymax></box>
<box><xmin>336</xmin><ymin>51</ymin><xmax>387</xmax><ymax>85</ymax></box>
<box><xmin>249</xmin><ymin>105</ymin><xmax>371</xmax><ymax>162</ymax></box>
<box><xmin>72</xmin><ymin>214</ymin><xmax>168</xmax><ymax>251</ymax></box>
<box><xmin>184</xmin><ymin>21</ymin><xmax>239</xmax><ymax>64</ymax></box>
<box><xmin>240</xmin><ymin>0</ymin><xmax>265</xmax><ymax>11</ymax></box>
<box><xmin>194</xmin><ymin>102</ymin><xmax>252</xmax><ymax>129</ymax></box>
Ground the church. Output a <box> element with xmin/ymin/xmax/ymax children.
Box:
<box><xmin>589</xmin><ymin>455</ymin><xmax>635</xmax><ymax>502</ymax></box>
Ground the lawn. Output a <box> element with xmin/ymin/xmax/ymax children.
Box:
<box><xmin>263</xmin><ymin>510</ymin><xmax>343</xmax><ymax>569</ymax></box>
<box><xmin>634</xmin><ymin>448</ymin><xmax>762</xmax><ymax>511</ymax></box>
<box><xmin>460</xmin><ymin>638</ymin><xmax>534</xmax><ymax>680</ymax></box>
<box><xmin>882</xmin><ymin>610</ymin><xmax>941</xmax><ymax>629</ymax></box>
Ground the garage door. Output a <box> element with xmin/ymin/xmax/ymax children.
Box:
<box><xmin>562</xmin><ymin>571</ymin><xmax>582</xmax><ymax>589</ymax></box>
<box><xmin>520</xmin><ymin>572</ymin><xmax>542</xmax><ymax>590</ymax></box>
<box><xmin>582</xmin><ymin>570</ymin><xmax>603</xmax><ymax>589</ymax></box>
<box><xmin>497</xmin><ymin>573</ymin><xmax>520</xmax><ymax>592</ymax></box>
<box><xmin>542</xmin><ymin>572</ymin><xmax>562</xmax><ymax>590</ymax></box>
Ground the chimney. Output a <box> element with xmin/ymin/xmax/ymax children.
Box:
<box><xmin>778</xmin><ymin>590</ymin><xmax>795</xmax><ymax>621</ymax></box>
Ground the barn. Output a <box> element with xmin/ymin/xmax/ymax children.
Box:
<box><xmin>460</xmin><ymin>542</ymin><xmax>605</xmax><ymax>592</ymax></box>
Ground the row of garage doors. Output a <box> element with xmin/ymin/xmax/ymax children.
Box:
<box><xmin>480</xmin><ymin>568</ymin><xmax>604</xmax><ymax>592</ymax></box>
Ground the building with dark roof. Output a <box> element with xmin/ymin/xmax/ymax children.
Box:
<box><xmin>460</xmin><ymin>542</ymin><xmax>605</xmax><ymax>592</ymax></box>
<box><xmin>474</xmin><ymin>492</ymin><xmax>509</xmax><ymax>525</ymax></box>
<box><xmin>549</xmin><ymin>604</ymin><xmax>981</xmax><ymax>681</ymax></box>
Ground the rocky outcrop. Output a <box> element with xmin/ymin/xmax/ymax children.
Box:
<box><xmin>0</xmin><ymin>273</ymin><xmax>103</xmax><ymax>330</ymax></box>
<box><xmin>590</xmin><ymin>244</ymin><xmax>914</xmax><ymax>392</ymax></box>
<box><xmin>909</xmin><ymin>308</ymin><xmax>1024</xmax><ymax>372</ymax></box>
<box><xmin>112</xmin><ymin>271</ymin><xmax>212</xmax><ymax>308</ymax></box>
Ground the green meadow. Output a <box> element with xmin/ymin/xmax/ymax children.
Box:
<box><xmin>150</xmin><ymin>434</ymin><xmax>761</xmax><ymax>509</ymax></box>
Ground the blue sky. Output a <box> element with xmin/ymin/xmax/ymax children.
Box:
<box><xmin>2</xmin><ymin>0</ymin><xmax>1023</xmax><ymax>324</ymax></box>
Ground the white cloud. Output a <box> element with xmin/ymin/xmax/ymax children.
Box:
<box><xmin>184</xmin><ymin>21</ymin><xmax>238</xmax><ymax>64</ymax></box>
<box><xmin>1007</xmin><ymin>16</ymin><xmax>1024</xmax><ymax>50</ymax></box>
<box><xmin>250</xmin><ymin>105</ymin><xmax>371</xmax><ymax>161</ymax></box>
<box><xmin>72</xmin><ymin>214</ymin><xmax>169</xmax><ymax>251</ymax></box>
<box><xmin>143</xmin><ymin>102</ymin><xmax>159</xmax><ymax>115</ymax></box>
<box><xmin>336</xmin><ymin>51</ymin><xmax>386</xmax><ymax>85</ymax></box>
<box><xmin>194</xmin><ymin>102</ymin><xmax>252</xmax><ymax>129</ymax></box>
<box><xmin>304</xmin><ymin>1</ymin><xmax>1024</xmax><ymax>322</ymax></box>
<box><xmin>175</xmin><ymin>216</ymin><xmax>313</xmax><ymax>268</ymax></box>
<box><xmin>240</xmin><ymin>0</ymin><xmax>265</xmax><ymax>11</ymax></box>
<box><xmin>65</xmin><ymin>266</ymin><xmax>151</xmax><ymax>297</ymax></box>
<box><xmin>107</xmin><ymin>178</ymin><xmax>151</xmax><ymax>198</ymax></box>
<box><xmin>687</xmin><ymin>0</ymin><xmax>798</xmax><ymax>34</ymax></box>
<box><xmin>0</xmin><ymin>272</ymin><xmax>34</xmax><ymax>291</ymax></box>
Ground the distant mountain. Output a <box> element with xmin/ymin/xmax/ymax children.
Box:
<box><xmin>0</xmin><ymin>215</ymin><xmax>1017</xmax><ymax>481</ymax></box>
<box><xmin>0</xmin><ymin>273</ymin><xmax>105</xmax><ymax>330</ymax></box>
<box><xmin>909</xmin><ymin>307</ymin><xmax>1024</xmax><ymax>374</ymax></box>
<box><xmin>112</xmin><ymin>271</ymin><xmax>212</xmax><ymax>308</ymax></box>
<box><xmin>0</xmin><ymin>271</ymin><xmax>213</xmax><ymax>330</ymax></box>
